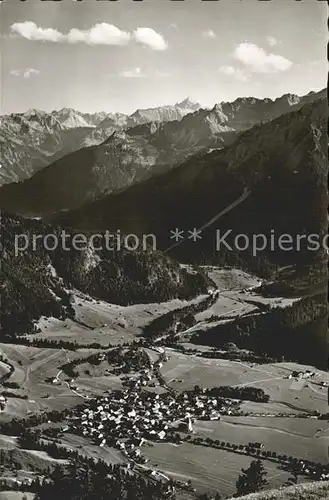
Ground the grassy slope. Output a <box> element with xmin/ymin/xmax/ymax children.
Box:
<box><xmin>231</xmin><ymin>481</ymin><xmax>329</xmax><ymax>500</ymax></box>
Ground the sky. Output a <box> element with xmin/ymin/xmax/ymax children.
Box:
<box><xmin>0</xmin><ymin>0</ymin><xmax>327</xmax><ymax>115</ymax></box>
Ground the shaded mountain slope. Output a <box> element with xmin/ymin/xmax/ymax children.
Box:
<box><xmin>0</xmin><ymin>212</ymin><xmax>207</xmax><ymax>338</ymax></box>
<box><xmin>1</xmin><ymin>90</ymin><xmax>325</xmax><ymax>216</ymax></box>
<box><xmin>52</xmin><ymin>98</ymin><xmax>328</xmax><ymax>273</ymax></box>
<box><xmin>0</xmin><ymin>130</ymin><xmax>175</xmax><ymax>217</ymax></box>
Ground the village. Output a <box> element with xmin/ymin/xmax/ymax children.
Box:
<box><xmin>42</xmin><ymin>345</ymin><xmax>328</xmax><ymax>488</ymax></box>
<box><xmin>0</xmin><ymin>270</ymin><xmax>329</xmax><ymax>497</ymax></box>
<box><xmin>60</xmin><ymin>349</ymin><xmax>243</xmax><ymax>467</ymax></box>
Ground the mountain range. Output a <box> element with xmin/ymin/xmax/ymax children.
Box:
<box><xmin>52</xmin><ymin>96</ymin><xmax>328</xmax><ymax>272</ymax></box>
<box><xmin>0</xmin><ymin>89</ymin><xmax>325</xmax><ymax>217</ymax></box>
<box><xmin>0</xmin><ymin>98</ymin><xmax>201</xmax><ymax>186</ymax></box>
<box><xmin>78</xmin><ymin>98</ymin><xmax>202</xmax><ymax>148</ymax></box>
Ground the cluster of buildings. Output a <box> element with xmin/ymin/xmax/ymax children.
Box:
<box><xmin>53</xmin><ymin>346</ymin><xmax>245</xmax><ymax>468</ymax></box>
<box><xmin>288</xmin><ymin>369</ymin><xmax>316</xmax><ymax>380</ymax></box>
<box><xmin>292</xmin><ymin>459</ymin><xmax>329</xmax><ymax>481</ymax></box>
<box><xmin>65</xmin><ymin>384</ymin><xmax>241</xmax><ymax>464</ymax></box>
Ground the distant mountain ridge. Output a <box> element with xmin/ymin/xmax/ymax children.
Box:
<box><xmin>0</xmin><ymin>89</ymin><xmax>325</xmax><ymax>217</ymax></box>
<box><xmin>0</xmin><ymin>98</ymin><xmax>201</xmax><ymax>186</ymax></box>
<box><xmin>1</xmin><ymin>90</ymin><xmax>325</xmax><ymax>189</ymax></box>
<box><xmin>130</xmin><ymin>97</ymin><xmax>202</xmax><ymax>124</ymax></box>
<box><xmin>79</xmin><ymin>97</ymin><xmax>202</xmax><ymax>148</ymax></box>
<box><xmin>204</xmin><ymin>88</ymin><xmax>326</xmax><ymax>130</ymax></box>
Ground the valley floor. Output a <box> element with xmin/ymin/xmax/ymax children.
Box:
<box><xmin>0</xmin><ymin>267</ymin><xmax>328</xmax><ymax>499</ymax></box>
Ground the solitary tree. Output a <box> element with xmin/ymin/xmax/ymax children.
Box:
<box><xmin>196</xmin><ymin>494</ymin><xmax>213</xmax><ymax>500</ymax></box>
<box><xmin>236</xmin><ymin>460</ymin><xmax>268</xmax><ymax>495</ymax></box>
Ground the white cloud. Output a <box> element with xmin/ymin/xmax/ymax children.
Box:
<box><xmin>169</xmin><ymin>23</ymin><xmax>177</xmax><ymax>29</ymax></box>
<box><xmin>202</xmin><ymin>29</ymin><xmax>217</xmax><ymax>40</ymax></box>
<box><xmin>119</xmin><ymin>67</ymin><xmax>146</xmax><ymax>78</ymax></box>
<box><xmin>133</xmin><ymin>27</ymin><xmax>168</xmax><ymax>51</ymax></box>
<box><xmin>219</xmin><ymin>65</ymin><xmax>251</xmax><ymax>82</ymax></box>
<box><xmin>67</xmin><ymin>24</ymin><xmax>131</xmax><ymax>46</ymax></box>
<box><xmin>233</xmin><ymin>42</ymin><xmax>292</xmax><ymax>74</ymax></box>
<box><xmin>266</xmin><ymin>36</ymin><xmax>278</xmax><ymax>47</ymax></box>
<box><xmin>10</xmin><ymin>68</ymin><xmax>40</xmax><ymax>79</ymax></box>
<box><xmin>11</xmin><ymin>22</ymin><xmax>64</xmax><ymax>43</ymax></box>
<box><xmin>23</xmin><ymin>68</ymin><xmax>40</xmax><ymax>79</ymax></box>
<box><xmin>10</xmin><ymin>22</ymin><xmax>167</xmax><ymax>50</ymax></box>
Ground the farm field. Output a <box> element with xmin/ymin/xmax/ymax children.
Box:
<box><xmin>143</xmin><ymin>441</ymin><xmax>291</xmax><ymax>497</ymax></box>
<box><xmin>194</xmin><ymin>294</ymin><xmax>257</xmax><ymax>323</ymax></box>
<box><xmin>200</xmin><ymin>267</ymin><xmax>262</xmax><ymax>291</ymax></box>
<box><xmin>194</xmin><ymin>289</ymin><xmax>298</xmax><ymax>324</ymax></box>
<box><xmin>193</xmin><ymin>416</ymin><xmax>329</xmax><ymax>463</ymax></box>
<box><xmin>32</xmin><ymin>290</ymin><xmax>208</xmax><ymax>346</ymax></box>
<box><xmin>174</xmin><ymin>267</ymin><xmax>300</xmax><ymax>340</ymax></box>
<box><xmin>200</xmin><ymin>267</ymin><xmax>298</xmax><ymax>309</ymax></box>
<box><xmin>160</xmin><ymin>349</ymin><xmax>329</xmax><ymax>414</ymax></box>
<box><xmin>0</xmin><ymin>343</ymin><xmax>123</xmax><ymax>420</ymax></box>
<box><xmin>56</xmin><ymin>432</ymin><xmax>126</xmax><ymax>466</ymax></box>
<box><xmin>0</xmin><ymin>493</ymin><xmax>35</xmax><ymax>500</ymax></box>
<box><xmin>34</xmin><ymin>315</ymin><xmax>136</xmax><ymax>346</ymax></box>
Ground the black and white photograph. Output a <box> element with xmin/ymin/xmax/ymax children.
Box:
<box><xmin>0</xmin><ymin>0</ymin><xmax>328</xmax><ymax>499</ymax></box>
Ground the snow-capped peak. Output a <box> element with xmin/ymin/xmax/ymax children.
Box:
<box><xmin>176</xmin><ymin>97</ymin><xmax>201</xmax><ymax>111</ymax></box>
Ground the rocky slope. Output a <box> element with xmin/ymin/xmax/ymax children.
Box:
<box><xmin>0</xmin><ymin>99</ymin><xmax>201</xmax><ymax>187</ymax></box>
<box><xmin>51</xmin><ymin>108</ymin><xmax>108</xmax><ymax>129</ymax></box>
<box><xmin>129</xmin><ymin>97</ymin><xmax>201</xmax><ymax>125</ymax></box>
<box><xmin>0</xmin><ymin>109</ymin><xmax>95</xmax><ymax>185</ymax></box>
<box><xmin>213</xmin><ymin>88</ymin><xmax>327</xmax><ymax>131</ymax></box>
